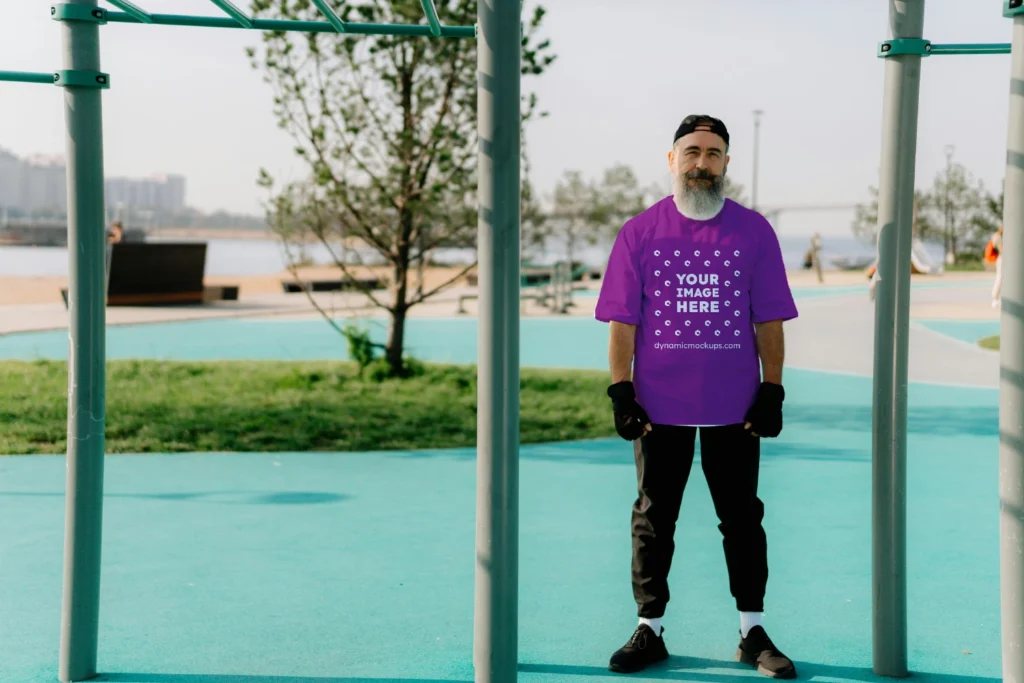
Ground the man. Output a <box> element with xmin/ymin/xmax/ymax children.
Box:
<box><xmin>594</xmin><ymin>115</ymin><xmax>799</xmax><ymax>679</ymax></box>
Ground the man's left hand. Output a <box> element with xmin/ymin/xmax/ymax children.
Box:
<box><xmin>744</xmin><ymin>382</ymin><xmax>785</xmax><ymax>438</ymax></box>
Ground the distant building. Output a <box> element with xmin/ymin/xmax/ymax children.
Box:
<box><xmin>105</xmin><ymin>173</ymin><xmax>187</xmax><ymax>213</ymax></box>
<box><xmin>0</xmin><ymin>148</ymin><xmax>21</xmax><ymax>210</ymax></box>
<box><xmin>22</xmin><ymin>154</ymin><xmax>67</xmax><ymax>213</ymax></box>
<box><xmin>0</xmin><ymin>147</ymin><xmax>186</xmax><ymax>216</ymax></box>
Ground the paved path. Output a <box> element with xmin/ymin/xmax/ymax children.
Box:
<box><xmin>785</xmin><ymin>282</ymin><xmax>999</xmax><ymax>388</ymax></box>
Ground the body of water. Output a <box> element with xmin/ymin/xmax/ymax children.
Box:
<box><xmin>0</xmin><ymin>233</ymin><xmax>935</xmax><ymax>278</ymax></box>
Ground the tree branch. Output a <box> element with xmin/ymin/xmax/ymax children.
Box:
<box><xmin>412</xmin><ymin>52</ymin><xmax>462</xmax><ymax>191</ymax></box>
<box><xmin>407</xmin><ymin>260</ymin><xmax>479</xmax><ymax>307</ymax></box>
<box><xmin>306</xmin><ymin>201</ymin><xmax>394</xmax><ymax>312</ymax></box>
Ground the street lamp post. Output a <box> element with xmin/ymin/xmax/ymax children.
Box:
<box><xmin>944</xmin><ymin>144</ymin><xmax>955</xmax><ymax>265</ymax></box>
<box><xmin>752</xmin><ymin>109</ymin><xmax>764</xmax><ymax>211</ymax></box>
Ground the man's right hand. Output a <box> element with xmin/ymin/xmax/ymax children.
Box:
<box><xmin>607</xmin><ymin>381</ymin><xmax>653</xmax><ymax>441</ymax></box>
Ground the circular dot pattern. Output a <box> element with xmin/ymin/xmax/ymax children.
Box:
<box><xmin>646</xmin><ymin>244</ymin><xmax>744</xmax><ymax>344</ymax></box>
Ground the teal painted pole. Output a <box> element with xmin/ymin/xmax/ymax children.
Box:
<box><xmin>0</xmin><ymin>71</ymin><xmax>56</xmax><ymax>84</ymax></box>
<box><xmin>1000</xmin><ymin>7</ymin><xmax>1024</xmax><ymax>682</ymax></box>
<box><xmin>56</xmin><ymin>1</ymin><xmax>108</xmax><ymax>681</ymax></box>
<box><xmin>473</xmin><ymin>0</ymin><xmax>521</xmax><ymax>680</ymax></box>
<box><xmin>872</xmin><ymin>0</ymin><xmax>925</xmax><ymax>677</ymax></box>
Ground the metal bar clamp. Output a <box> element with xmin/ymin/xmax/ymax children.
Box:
<box><xmin>54</xmin><ymin>70</ymin><xmax>111</xmax><ymax>89</ymax></box>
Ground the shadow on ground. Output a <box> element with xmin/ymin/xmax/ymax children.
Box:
<box><xmin>521</xmin><ymin>656</ymin><xmax>1001</xmax><ymax>682</ymax></box>
<box><xmin>0</xmin><ymin>490</ymin><xmax>350</xmax><ymax>505</ymax></box>
<box><xmin>96</xmin><ymin>677</ymin><xmax>462</xmax><ymax>683</ymax></box>
<box><xmin>784</xmin><ymin>404</ymin><xmax>996</xmax><ymax>438</ymax></box>
<box><xmin>89</xmin><ymin>657</ymin><xmax>1003</xmax><ymax>683</ymax></box>
<box><xmin>389</xmin><ymin>400</ymin><xmax>996</xmax><ymax>468</ymax></box>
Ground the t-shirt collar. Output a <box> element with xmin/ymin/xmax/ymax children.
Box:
<box><xmin>673</xmin><ymin>196</ymin><xmax>727</xmax><ymax>222</ymax></box>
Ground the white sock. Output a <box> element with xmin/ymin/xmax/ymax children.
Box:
<box><xmin>740</xmin><ymin>612</ymin><xmax>762</xmax><ymax>638</ymax></box>
<box><xmin>638</xmin><ymin>616</ymin><xmax>662</xmax><ymax>635</ymax></box>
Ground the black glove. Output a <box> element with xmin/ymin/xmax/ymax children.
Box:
<box><xmin>607</xmin><ymin>381</ymin><xmax>651</xmax><ymax>441</ymax></box>
<box><xmin>744</xmin><ymin>382</ymin><xmax>785</xmax><ymax>438</ymax></box>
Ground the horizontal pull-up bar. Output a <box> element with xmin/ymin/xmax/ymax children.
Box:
<box><xmin>929</xmin><ymin>42</ymin><xmax>1011</xmax><ymax>55</ymax></box>
<box><xmin>0</xmin><ymin>70</ymin><xmax>55</xmax><ymax>84</ymax></box>
<box><xmin>0</xmin><ymin>69</ymin><xmax>110</xmax><ymax>88</ymax></box>
<box><xmin>879</xmin><ymin>38</ymin><xmax>1012</xmax><ymax>56</ymax></box>
<box><xmin>103</xmin><ymin>10</ymin><xmax>475</xmax><ymax>38</ymax></box>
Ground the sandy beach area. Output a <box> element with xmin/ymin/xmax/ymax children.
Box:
<box><xmin>0</xmin><ymin>264</ymin><xmax>994</xmax><ymax>307</ymax></box>
<box><xmin>0</xmin><ymin>264</ymin><xmax>477</xmax><ymax>307</ymax></box>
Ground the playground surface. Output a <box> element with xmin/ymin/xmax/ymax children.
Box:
<box><xmin>0</xmin><ymin>275</ymin><xmax>1005</xmax><ymax>682</ymax></box>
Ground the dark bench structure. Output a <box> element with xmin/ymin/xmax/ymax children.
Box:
<box><xmin>281</xmin><ymin>277</ymin><xmax>385</xmax><ymax>293</ymax></box>
<box><xmin>61</xmin><ymin>242</ymin><xmax>238</xmax><ymax>307</ymax></box>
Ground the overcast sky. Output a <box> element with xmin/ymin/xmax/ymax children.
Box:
<box><xmin>0</xmin><ymin>0</ymin><xmax>1017</xmax><ymax>236</ymax></box>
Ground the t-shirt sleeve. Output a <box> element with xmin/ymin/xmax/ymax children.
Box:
<box><xmin>750</xmin><ymin>217</ymin><xmax>798</xmax><ymax>324</ymax></box>
<box><xmin>595</xmin><ymin>223</ymin><xmax>643</xmax><ymax>326</ymax></box>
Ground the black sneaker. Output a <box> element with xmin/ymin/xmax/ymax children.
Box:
<box><xmin>735</xmin><ymin>625</ymin><xmax>797</xmax><ymax>679</ymax></box>
<box><xmin>608</xmin><ymin>624</ymin><xmax>669</xmax><ymax>673</ymax></box>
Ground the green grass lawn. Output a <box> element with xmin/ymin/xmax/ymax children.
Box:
<box><xmin>945</xmin><ymin>262</ymin><xmax>988</xmax><ymax>272</ymax></box>
<box><xmin>979</xmin><ymin>335</ymin><xmax>1000</xmax><ymax>350</ymax></box>
<box><xmin>0</xmin><ymin>360</ymin><xmax>615</xmax><ymax>455</ymax></box>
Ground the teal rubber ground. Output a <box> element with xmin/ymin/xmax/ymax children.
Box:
<box><xmin>918</xmin><ymin>319</ymin><xmax>1000</xmax><ymax>345</ymax></box>
<box><xmin>0</xmin><ymin>314</ymin><xmax>1003</xmax><ymax>682</ymax></box>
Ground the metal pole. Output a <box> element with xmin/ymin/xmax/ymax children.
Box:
<box><xmin>944</xmin><ymin>145</ymin><xmax>955</xmax><ymax>263</ymax></box>
<box><xmin>58</xmin><ymin>1</ymin><xmax>108</xmax><ymax>680</ymax></box>
<box><xmin>474</xmin><ymin>0</ymin><xmax>521</xmax><ymax>681</ymax></box>
<box><xmin>871</xmin><ymin>0</ymin><xmax>925</xmax><ymax>676</ymax></box>
<box><xmin>1000</xmin><ymin>11</ymin><xmax>1024</xmax><ymax>683</ymax></box>
<box><xmin>752</xmin><ymin>109</ymin><xmax>763</xmax><ymax>210</ymax></box>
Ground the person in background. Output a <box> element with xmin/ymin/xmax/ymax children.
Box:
<box><xmin>990</xmin><ymin>224</ymin><xmax>1003</xmax><ymax>309</ymax></box>
<box><xmin>106</xmin><ymin>221</ymin><xmax>124</xmax><ymax>245</ymax></box>
<box><xmin>595</xmin><ymin>114</ymin><xmax>799</xmax><ymax>679</ymax></box>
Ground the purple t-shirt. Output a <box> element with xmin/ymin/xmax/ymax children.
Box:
<box><xmin>595</xmin><ymin>196</ymin><xmax>798</xmax><ymax>426</ymax></box>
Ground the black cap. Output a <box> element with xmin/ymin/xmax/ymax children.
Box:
<box><xmin>673</xmin><ymin>114</ymin><xmax>729</xmax><ymax>147</ymax></box>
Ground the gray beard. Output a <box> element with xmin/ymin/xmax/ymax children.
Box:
<box><xmin>672</xmin><ymin>173</ymin><xmax>726</xmax><ymax>220</ymax></box>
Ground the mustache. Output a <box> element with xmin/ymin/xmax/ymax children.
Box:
<box><xmin>684</xmin><ymin>169</ymin><xmax>718</xmax><ymax>181</ymax></box>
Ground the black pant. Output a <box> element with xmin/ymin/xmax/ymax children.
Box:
<box><xmin>631</xmin><ymin>424</ymin><xmax>767</xmax><ymax>617</ymax></box>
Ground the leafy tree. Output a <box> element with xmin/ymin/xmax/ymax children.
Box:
<box><xmin>519</xmin><ymin>139</ymin><xmax>550</xmax><ymax>263</ymax></box>
<box><xmin>970</xmin><ymin>186</ymin><xmax>1004</xmax><ymax>251</ymax></box>
<box><xmin>541</xmin><ymin>164</ymin><xmax>746</xmax><ymax>260</ymax></box>
<box><xmin>722</xmin><ymin>176</ymin><xmax>748</xmax><ymax>206</ymax></box>
<box><xmin>248</xmin><ymin>0</ymin><xmax>555</xmax><ymax>376</ymax></box>
<box><xmin>851</xmin><ymin>185</ymin><xmax>935</xmax><ymax>246</ymax></box>
<box><xmin>543</xmin><ymin>164</ymin><xmax>656</xmax><ymax>265</ymax></box>
<box><xmin>547</xmin><ymin>170</ymin><xmax>599</xmax><ymax>268</ymax></box>
<box><xmin>851</xmin><ymin>162</ymin><xmax>996</xmax><ymax>261</ymax></box>
<box><xmin>919</xmin><ymin>162</ymin><xmax>990</xmax><ymax>259</ymax></box>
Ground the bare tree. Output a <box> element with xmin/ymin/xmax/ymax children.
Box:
<box><xmin>249</xmin><ymin>0</ymin><xmax>555</xmax><ymax>376</ymax></box>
